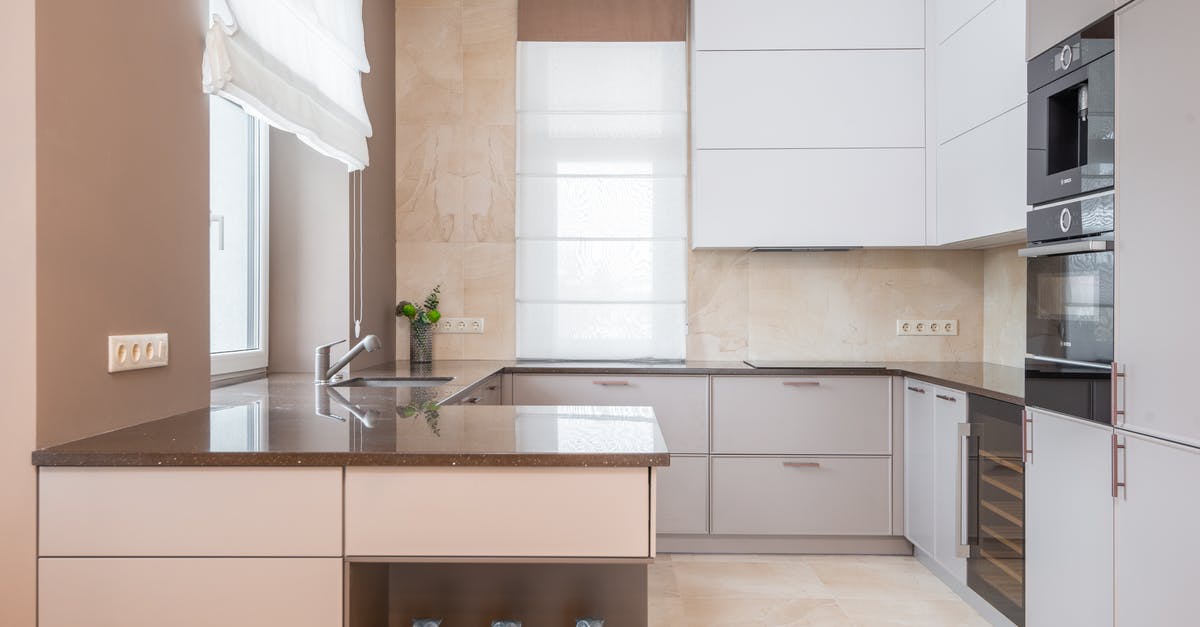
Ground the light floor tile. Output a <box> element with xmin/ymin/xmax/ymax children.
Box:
<box><xmin>673</xmin><ymin>560</ymin><xmax>830</xmax><ymax>600</ymax></box>
<box><xmin>804</xmin><ymin>556</ymin><xmax>960</xmax><ymax>601</ymax></box>
<box><xmin>682</xmin><ymin>597</ymin><xmax>854</xmax><ymax>627</ymax></box>
<box><xmin>835</xmin><ymin>599</ymin><xmax>992</xmax><ymax>627</ymax></box>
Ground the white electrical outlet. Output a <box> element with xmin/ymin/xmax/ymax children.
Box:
<box><xmin>108</xmin><ymin>333</ymin><xmax>169</xmax><ymax>373</ymax></box>
<box><xmin>896</xmin><ymin>320</ymin><xmax>958</xmax><ymax>336</ymax></box>
<box><xmin>435</xmin><ymin>317</ymin><xmax>485</xmax><ymax>334</ymax></box>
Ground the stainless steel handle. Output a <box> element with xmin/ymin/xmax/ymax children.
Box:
<box><xmin>1023</xmin><ymin>409</ymin><xmax>1034</xmax><ymax>464</ymax></box>
<box><xmin>464</xmin><ymin>397</ymin><xmax>481</xmax><ymax>405</ymax></box>
<box><xmin>956</xmin><ymin>422</ymin><xmax>974</xmax><ymax>558</ymax></box>
<box><xmin>1112</xmin><ymin>433</ymin><xmax>1127</xmax><ymax>499</ymax></box>
<box><xmin>486</xmin><ymin>385</ymin><xmax>498</xmax><ymax>391</ymax></box>
<box><xmin>783</xmin><ymin>381</ymin><xmax>821</xmax><ymax>387</ymax></box>
<box><xmin>782</xmin><ymin>461</ymin><xmax>821</xmax><ymax>468</ymax></box>
<box><xmin>1111</xmin><ymin>361</ymin><xmax>1126</xmax><ymax>425</ymax></box>
<box><xmin>1027</xmin><ymin>354</ymin><xmax>1114</xmax><ymax>370</ymax></box>
<box><xmin>592</xmin><ymin>380</ymin><xmax>630</xmax><ymax>386</ymax></box>
<box><xmin>1018</xmin><ymin>236</ymin><xmax>1113</xmax><ymax>258</ymax></box>
<box><xmin>906</xmin><ymin>386</ymin><xmax>926</xmax><ymax>394</ymax></box>
<box><xmin>937</xmin><ymin>394</ymin><xmax>958</xmax><ymax>403</ymax></box>
<box><xmin>209</xmin><ymin>213</ymin><xmax>226</xmax><ymax>251</ymax></box>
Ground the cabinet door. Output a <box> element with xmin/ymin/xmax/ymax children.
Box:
<box><xmin>1026</xmin><ymin>409</ymin><xmax>1113</xmax><ymax>627</ymax></box>
<box><xmin>936</xmin><ymin>105</ymin><xmax>1028</xmax><ymax>244</ymax></box>
<box><xmin>933</xmin><ymin>386</ymin><xmax>968</xmax><ymax>583</ymax></box>
<box><xmin>1114</xmin><ymin>0</ymin><xmax>1200</xmax><ymax>448</ymax></box>
<box><xmin>936</xmin><ymin>0</ymin><xmax>1026</xmax><ymax>144</ymax></box>
<box><xmin>692</xmin><ymin>148</ymin><xmax>926</xmax><ymax>248</ymax></box>
<box><xmin>903</xmin><ymin>380</ymin><xmax>936</xmax><ymax>555</ymax></box>
<box><xmin>657</xmin><ymin>455</ymin><xmax>708</xmax><ymax>535</ymax></box>
<box><xmin>1026</xmin><ymin>0</ymin><xmax>1113</xmax><ymax>59</ymax></box>
<box><xmin>694</xmin><ymin>0</ymin><xmax>924</xmax><ymax>51</ymax></box>
<box><xmin>1114</xmin><ymin>431</ymin><xmax>1200</xmax><ymax>625</ymax></box>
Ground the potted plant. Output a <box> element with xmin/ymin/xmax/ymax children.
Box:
<box><xmin>396</xmin><ymin>285</ymin><xmax>442</xmax><ymax>363</ymax></box>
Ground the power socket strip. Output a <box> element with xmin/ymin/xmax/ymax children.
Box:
<box><xmin>435</xmin><ymin>317</ymin><xmax>485</xmax><ymax>334</ymax></box>
<box><xmin>108</xmin><ymin>333</ymin><xmax>169</xmax><ymax>372</ymax></box>
<box><xmin>896</xmin><ymin>320</ymin><xmax>959</xmax><ymax>336</ymax></box>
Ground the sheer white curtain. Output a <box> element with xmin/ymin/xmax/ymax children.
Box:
<box><xmin>203</xmin><ymin>0</ymin><xmax>372</xmax><ymax>170</ymax></box>
<box><xmin>516</xmin><ymin>42</ymin><xmax>688</xmax><ymax>360</ymax></box>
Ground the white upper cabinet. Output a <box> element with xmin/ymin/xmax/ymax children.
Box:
<box><xmin>936</xmin><ymin>0</ymin><xmax>1027</xmax><ymax>144</ymax></box>
<box><xmin>936</xmin><ymin>105</ymin><xmax>1028</xmax><ymax>244</ymax></box>
<box><xmin>934</xmin><ymin>0</ymin><xmax>994</xmax><ymax>43</ymax></box>
<box><xmin>693</xmin><ymin>0</ymin><xmax>924</xmax><ymax>51</ymax></box>
<box><xmin>694</xmin><ymin>50</ymin><xmax>925</xmax><ymax>150</ymax></box>
<box><xmin>1115</xmin><ymin>0</ymin><xmax>1200</xmax><ymax>447</ymax></box>
<box><xmin>692</xmin><ymin>149</ymin><xmax>926</xmax><ymax>248</ymax></box>
<box><xmin>1026</xmin><ymin>0</ymin><xmax>1114</xmax><ymax>59</ymax></box>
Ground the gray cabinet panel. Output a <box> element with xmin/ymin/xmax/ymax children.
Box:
<box><xmin>656</xmin><ymin>455</ymin><xmax>708</xmax><ymax>535</ymax></box>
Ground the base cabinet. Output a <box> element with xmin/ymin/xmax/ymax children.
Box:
<box><xmin>656</xmin><ymin>455</ymin><xmax>708</xmax><ymax>534</ymax></box>
<box><xmin>1025</xmin><ymin>409</ymin><xmax>1114</xmax><ymax>627</ymax></box>
<box><xmin>903</xmin><ymin>380</ymin><xmax>936</xmax><ymax>555</ymax></box>
<box><xmin>1114</xmin><ymin>431</ymin><xmax>1200</xmax><ymax>626</ymax></box>
<box><xmin>38</xmin><ymin>558</ymin><xmax>342</xmax><ymax>627</ymax></box>
<box><xmin>933</xmin><ymin>386</ymin><xmax>968</xmax><ymax>583</ymax></box>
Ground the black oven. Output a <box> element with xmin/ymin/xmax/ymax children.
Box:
<box><xmin>1027</xmin><ymin>17</ymin><xmax>1114</xmax><ymax>207</ymax></box>
<box><xmin>1021</xmin><ymin>191</ymin><xmax>1114</xmax><ymax>423</ymax></box>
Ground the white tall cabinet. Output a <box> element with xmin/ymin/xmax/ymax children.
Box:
<box><xmin>1114</xmin><ymin>0</ymin><xmax>1200</xmax><ymax>449</ymax></box>
<box><xmin>1025</xmin><ymin>409</ymin><xmax>1114</xmax><ymax>627</ymax></box>
<box><xmin>903</xmin><ymin>380</ymin><xmax>967</xmax><ymax>584</ymax></box>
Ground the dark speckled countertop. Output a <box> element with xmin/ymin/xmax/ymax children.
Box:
<box><xmin>31</xmin><ymin>359</ymin><xmax>1023</xmax><ymax>467</ymax></box>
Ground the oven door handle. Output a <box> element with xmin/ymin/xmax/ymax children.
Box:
<box><xmin>1018</xmin><ymin>236</ymin><xmax>1113</xmax><ymax>258</ymax></box>
<box><xmin>1026</xmin><ymin>354</ymin><xmax>1115</xmax><ymax>370</ymax></box>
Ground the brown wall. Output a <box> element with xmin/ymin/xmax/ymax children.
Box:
<box><xmin>35</xmin><ymin>0</ymin><xmax>211</xmax><ymax>446</ymax></box>
<box><xmin>354</xmin><ymin>0</ymin><xmax>398</xmax><ymax>368</ymax></box>
<box><xmin>0</xmin><ymin>0</ymin><xmax>39</xmax><ymax>621</ymax></box>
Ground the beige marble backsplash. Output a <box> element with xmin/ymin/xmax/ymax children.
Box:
<box><xmin>393</xmin><ymin>5</ymin><xmax>1024</xmax><ymax>364</ymax></box>
<box><xmin>982</xmin><ymin>244</ymin><xmax>1027</xmax><ymax>367</ymax></box>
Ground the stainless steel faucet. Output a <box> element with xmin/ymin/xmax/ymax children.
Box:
<box><xmin>315</xmin><ymin>335</ymin><xmax>382</xmax><ymax>384</ymax></box>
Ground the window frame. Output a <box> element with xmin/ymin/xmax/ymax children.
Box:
<box><xmin>210</xmin><ymin>112</ymin><xmax>271</xmax><ymax>377</ymax></box>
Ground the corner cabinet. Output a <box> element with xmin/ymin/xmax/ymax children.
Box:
<box><xmin>690</xmin><ymin>1</ymin><xmax>928</xmax><ymax>249</ymax></box>
<box><xmin>1025</xmin><ymin>409</ymin><xmax>1114</xmax><ymax>627</ymax></box>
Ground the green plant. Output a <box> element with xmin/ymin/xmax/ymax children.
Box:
<box><xmin>396</xmin><ymin>285</ymin><xmax>442</xmax><ymax>326</ymax></box>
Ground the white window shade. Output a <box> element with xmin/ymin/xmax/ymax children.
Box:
<box><xmin>203</xmin><ymin>0</ymin><xmax>372</xmax><ymax>171</ymax></box>
<box><xmin>516</xmin><ymin>42</ymin><xmax>688</xmax><ymax>360</ymax></box>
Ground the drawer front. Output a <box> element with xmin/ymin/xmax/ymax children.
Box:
<box><xmin>711</xmin><ymin>456</ymin><xmax>892</xmax><ymax>535</ymax></box>
<box><xmin>711</xmin><ymin>376</ymin><xmax>892</xmax><ymax>454</ymax></box>
<box><xmin>459</xmin><ymin>374</ymin><xmax>503</xmax><ymax>405</ymax></box>
<box><xmin>39</xmin><ymin>467</ymin><xmax>343</xmax><ymax>557</ymax></box>
<box><xmin>39</xmin><ymin>558</ymin><xmax>342</xmax><ymax>627</ymax></box>
<box><xmin>346</xmin><ymin>467</ymin><xmax>651</xmax><ymax>557</ymax></box>
<box><xmin>513</xmin><ymin>374</ymin><xmax>709</xmax><ymax>454</ymax></box>
<box><xmin>657</xmin><ymin>455</ymin><xmax>708</xmax><ymax>534</ymax></box>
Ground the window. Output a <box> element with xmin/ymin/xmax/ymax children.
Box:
<box><xmin>516</xmin><ymin>42</ymin><xmax>688</xmax><ymax>360</ymax></box>
<box><xmin>210</xmin><ymin>95</ymin><xmax>269</xmax><ymax>375</ymax></box>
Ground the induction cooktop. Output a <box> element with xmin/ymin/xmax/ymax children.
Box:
<box><xmin>744</xmin><ymin>360</ymin><xmax>888</xmax><ymax>369</ymax></box>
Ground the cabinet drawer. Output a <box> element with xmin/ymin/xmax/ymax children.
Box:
<box><xmin>711</xmin><ymin>456</ymin><xmax>892</xmax><ymax>535</ymax></box>
<box><xmin>38</xmin><ymin>467</ymin><xmax>342</xmax><ymax>557</ymax></box>
<box><xmin>38</xmin><ymin>558</ymin><xmax>342</xmax><ymax>627</ymax></box>
<box><xmin>657</xmin><ymin>455</ymin><xmax>708</xmax><ymax>534</ymax></box>
<box><xmin>345</xmin><ymin>467</ymin><xmax>651</xmax><ymax>557</ymax></box>
<box><xmin>513</xmin><ymin>374</ymin><xmax>709</xmax><ymax>454</ymax></box>
<box><xmin>457</xmin><ymin>374</ymin><xmax>503</xmax><ymax>405</ymax></box>
<box><xmin>711</xmin><ymin>376</ymin><xmax>891</xmax><ymax>454</ymax></box>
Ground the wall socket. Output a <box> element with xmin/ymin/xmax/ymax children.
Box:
<box><xmin>108</xmin><ymin>333</ymin><xmax>169</xmax><ymax>372</ymax></box>
<box><xmin>435</xmin><ymin>317</ymin><xmax>485</xmax><ymax>334</ymax></box>
<box><xmin>896</xmin><ymin>320</ymin><xmax>958</xmax><ymax>336</ymax></box>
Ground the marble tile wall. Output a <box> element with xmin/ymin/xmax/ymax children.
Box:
<box><xmin>394</xmin><ymin>6</ymin><xmax>1019</xmax><ymax>364</ymax></box>
<box><xmin>982</xmin><ymin>244</ymin><xmax>1027</xmax><ymax>367</ymax></box>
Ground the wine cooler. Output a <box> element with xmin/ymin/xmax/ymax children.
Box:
<box><xmin>967</xmin><ymin>394</ymin><xmax>1026</xmax><ymax>626</ymax></box>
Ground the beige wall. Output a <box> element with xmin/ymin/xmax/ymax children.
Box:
<box><xmin>983</xmin><ymin>244</ymin><xmax>1028</xmax><ymax>367</ymax></box>
<box><xmin>0</xmin><ymin>0</ymin><xmax>39</xmax><ymax>622</ymax></box>
<box><xmin>36</xmin><ymin>0</ymin><xmax>211</xmax><ymax>446</ymax></box>
<box><xmin>393</xmin><ymin>4</ymin><xmax>1024</xmax><ymax>365</ymax></box>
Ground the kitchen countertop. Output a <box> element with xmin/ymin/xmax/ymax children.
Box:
<box><xmin>31</xmin><ymin>359</ymin><xmax>1023</xmax><ymax>467</ymax></box>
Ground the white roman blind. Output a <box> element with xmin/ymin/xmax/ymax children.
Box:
<box><xmin>202</xmin><ymin>0</ymin><xmax>372</xmax><ymax>170</ymax></box>
<box><xmin>516</xmin><ymin>42</ymin><xmax>688</xmax><ymax>360</ymax></box>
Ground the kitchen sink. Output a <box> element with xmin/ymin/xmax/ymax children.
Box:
<box><xmin>330</xmin><ymin>376</ymin><xmax>453</xmax><ymax>388</ymax></box>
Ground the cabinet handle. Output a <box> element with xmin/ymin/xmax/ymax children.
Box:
<box><xmin>486</xmin><ymin>385</ymin><xmax>498</xmax><ymax>391</ymax></box>
<box><xmin>956</xmin><ymin>422</ymin><xmax>975</xmax><ymax>558</ymax></box>
<box><xmin>782</xmin><ymin>461</ymin><xmax>821</xmax><ymax>468</ymax></box>
<box><xmin>783</xmin><ymin>381</ymin><xmax>821</xmax><ymax>387</ymax></box>
<box><xmin>1112</xmin><ymin>433</ymin><xmax>1127</xmax><ymax>499</ymax></box>
<box><xmin>464</xmin><ymin>397</ymin><xmax>481</xmax><ymax>404</ymax></box>
<box><xmin>936</xmin><ymin>394</ymin><xmax>957</xmax><ymax>402</ymax></box>
<box><xmin>1111</xmin><ymin>362</ymin><xmax>1126</xmax><ymax>426</ymax></box>
<box><xmin>906</xmin><ymin>386</ymin><xmax>926</xmax><ymax>394</ymax></box>
<box><xmin>592</xmin><ymin>380</ymin><xmax>630</xmax><ymax>386</ymax></box>
<box><xmin>1022</xmin><ymin>409</ymin><xmax>1033</xmax><ymax>464</ymax></box>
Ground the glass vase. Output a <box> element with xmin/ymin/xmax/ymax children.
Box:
<box><xmin>409</xmin><ymin>322</ymin><xmax>433</xmax><ymax>363</ymax></box>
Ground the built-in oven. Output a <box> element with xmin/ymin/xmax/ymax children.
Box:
<box><xmin>1027</xmin><ymin>17</ymin><xmax>1115</xmax><ymax>207</ymax></box>
<box><xmin>1021</xmin><ymin>191</ymin><xmax>1114</xmax><ymax>423</ymax></box>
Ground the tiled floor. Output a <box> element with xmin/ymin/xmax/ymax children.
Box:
<box><xmin>649</xmin><ymin>554</ymin><xmax>990</xmax><ymax>627</ymax></box>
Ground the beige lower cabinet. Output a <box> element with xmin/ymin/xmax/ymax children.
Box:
<box><xmin>345</xmin><ymin>466</ymin><xmax>653</xmax><ymax>557</ymax></box>
<box><xmin>38</xmin><ymin>557</ymin><xmax>342</xmax><ymax>627</ymax></box>
<box><xmin>711</xmin><ymin>456</ymin><xmax>892</xmax><ymax>535</ymax></box>
<box><xmin>656</xmin><ymin>455</ymin><xmax>708</xmax><ymax>534</ymax></box>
